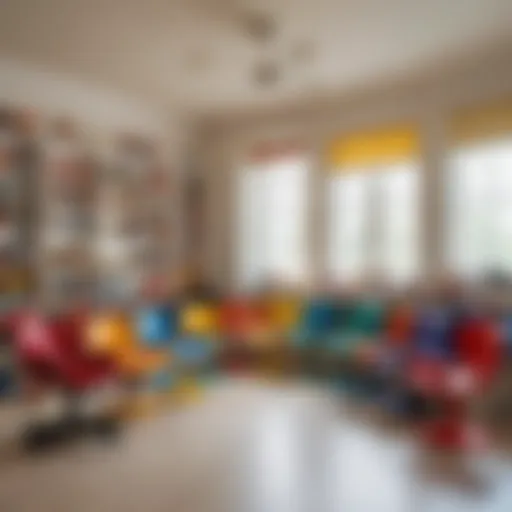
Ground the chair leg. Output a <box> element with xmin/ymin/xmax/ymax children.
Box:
<box><xmin>21</xmin><ymin>392</ymin><xmax>120</xmax><ymax>452</ymax></box>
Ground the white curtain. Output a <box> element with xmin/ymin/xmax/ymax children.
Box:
<box><xmin>447</xmin><ymin>137</ymin><xmax>512</xmax><ymax>277</ymax></box>
<box><xmin>327</xmin><ymin>161</ymin><xmax>420</xmax><ymax>284</ymax></box>
<box><xmin>376</xmin><ymin>163</ymin><xmax>420</xmax><ymax>283</ymax></box>
<box><xmin>327</xmin><ymin>171</ymin><xmax>371</xmax><ymax>283</ymax></box>
<box><xmin>236</xmin><ymin>155</ymin><xmax>309</xmax><ymax>290</ymax></box>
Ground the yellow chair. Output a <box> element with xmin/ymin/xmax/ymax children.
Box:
<box><xmin>259</xmin><ymin>295</ymin><xmax>302</xmax><ymax>378</ymax></box>
<box><xmin>180</xmin><ymin>302</ymin><xmax>219</xmax><ymax>338</ymax></box>
<box><xmin>266</xmin><ymin>295</ymin><xmax>302</xmax><ymax>338</ymax></box>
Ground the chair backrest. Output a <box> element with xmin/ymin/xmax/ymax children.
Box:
<box><xmin>501</xmin><ymin>315</ymin><xmax>512</xmax><ymax>357</ymax></box>
<box><xmin>385</xmin><ymin>304</ymin><xmax>415</xmax><ymax>347</ymax></box>
<box><xmin>85</xmin><ymin>312</ymin><xmax>133</xmax><ymax>356</ymax></box>
<box><xmin>137</xmin><ymin>304</ymin><xmax>176</xmax><ymax>347</ymax></box>
<box><xmin>14</xmin><ymin>311</ymin><xmax>114</xmax><ymax>389</ymax></box>
<box><xmin>180</xmin><ymin>301</ymin><xmax>219</xmax><ymax>338</ymax></box>
<box><xmin>14</xmin><ymin>312</ymin><xmax>59</xmax><ymax>364</ymax></box>
<box><xmin>264</xmin><ymin>295</ymin><xmax>302</xmax><ymax>333</ymax></box>
<box><xmin>413</xmin><ymin>306</ymin><xmax>459</xmax><ymax>360</ymax></box>
<box><xmin>345</xmin><ymin>299</ymin><xmax>385</xmax><ymax>336</ymax></box>
<box><xmin>301</xmin><ymin>298</ymin><xmax>335</xmax><ymax>336</ymax></box>
<box><xmin>455</xmin><ymin>315</ymin><xmax>502</xmax><ymax>383</ymax></box>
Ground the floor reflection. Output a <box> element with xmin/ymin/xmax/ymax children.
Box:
<box><xmin>1</xmin><ymin>379</ymin><xmax>512</xmax><ymax>512</ymax></box>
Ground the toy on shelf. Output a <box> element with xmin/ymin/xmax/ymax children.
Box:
<box><xmin>43</xmin><ymin>118</ymin><xmax>97</xmax><ymax>306</ymax></box>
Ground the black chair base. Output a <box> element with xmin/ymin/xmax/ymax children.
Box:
<box><xmin>21</xmin><ymin>415</ymin><xmax>120</xmax><ymax>453</ymax></box>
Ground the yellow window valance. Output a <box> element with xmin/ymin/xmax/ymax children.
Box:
<box><xmin>451</xmin><ymin>97</ymin><xmax>512</xmax><ymax>146</ymax></box>
<box><xmin>327</xmin><ymin>125</ymin><xmax>420</xmax><ymax>169</ymax></box>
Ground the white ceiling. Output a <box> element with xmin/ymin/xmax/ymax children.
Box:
<box><xmin>1</xmin><ymin>0</ymin><xmax>512</xmax><ymax>116</ymax></box>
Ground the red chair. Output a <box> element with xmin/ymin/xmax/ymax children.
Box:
<box><xmin>9</xmin><ymin>309</ymin><xmax>119</xmax><ymax>451</ymax></box>
<box><xmin>218</xmin><ymin>297</ymin><xmax>264</xmax><ymax>373</ymax></box>
<box><xmin>410</xmin><ymin>315</ymin><xmax>502</xmax><ymax>451</ymax></box>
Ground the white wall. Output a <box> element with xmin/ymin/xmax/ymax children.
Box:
<box><xmin>198</xmin><ymin>45</ymin><xmax>512</xmax><ymax>288</ymax></box>
<box><xmin>0</xmin><ymin>58</ymin><xmax>172</xmax><ymax>138</ymax></box>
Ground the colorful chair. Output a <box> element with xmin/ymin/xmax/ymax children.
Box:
<box><xmin>292</xmin><ymin>297</ymin><xmax>336</xmax><ymax>378</ymax></box>
<box><xmin>218</xmin><ymin>297</ymin><xmax>262</xmax><ymax>374</ymax></box>
<box><xmin>376</xmin><ymin>302</ymin><xmax>416</xmax><ymax>411</ymax></box>
<box><xmin>10</xmin><ymin>310</ymin><xmax>119</xmax><ymax>450</ymax></box>
<box><xmin>404</xmin><ymin>304</ymin><xmax>461</xmax><ymax>421</ymax></box>
<box><xmin>265</xmin><ymin>294</ymin><xmax>302</xmax><ymax>339</ymax></box>
<box><xmin>175</xmin><ymin>301</ymin><xmax>218</xmax><ymax>393</ymax></box>
<box><xmin>85</xmin><ymin>310</ymin><xmax>169</xmax><ymax>416</ymax></box>
<box><xmin>137</xmin><ymin>303</ymin><xmax>178</xmax><ymax>392</ymax></box>
<box><xmin>413</xmin><ymin>312</ymin><xmax>502</xmax><ymax>451</ymax></box>
<box><xmin>326</xmin><ymin>297</ymin><xmax>385</xmax><ymax>394</ymax></box>
<box><xmin>86</xmin><ymin>310</ymin><xmax>168</xmax><ymax>379</ymax></box>
<box><xmin>137</xmin><ymin>304</ymin><xmax>177</xmax><ymax>349</ymax></box>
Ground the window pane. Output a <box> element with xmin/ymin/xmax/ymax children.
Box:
<box><xmin>446</xmin><ymin>138</ymin><xmax>512</xmax><ymax>277</ymax></box>
<box><xmin>327</xmin><ymin>171</ymin><xmax>371</xmax><ymax>283</ymax></box>
<box><xmin>327</xmin><ymin>162</ymin><xmax>419</xmax><ymax>284</ymax></box>
<box><xmin>236</xmin><ymin>156</ymin><xmax>308</xmax><ymax>289</ymax></box>
<box><xmin>376</xmin><ymin>162</ymin><xmax>420</xmax><ymax>283</ymax></box>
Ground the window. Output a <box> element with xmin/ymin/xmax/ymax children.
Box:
<box><xmin>446</xmin><ymin>137</ymin><xmax>512</xmax><ymax>277</ymax></box>
<box><xmin>376</xmin><ymin>163</ymin><xmax>420</xmax><ymax>283</ymax></box>
<box><xmin>326</xmin><ymin>126</ymin><xmax>421</xmax><ymax>285</ymax></box>
<box><xmin>236</xmin><ymin>155</ymin><xmax>309</xmax><ymax>289</ymax></box>
<box><xmin>327</xmin><ymin>171</ymin><xmax>370</xmax><ymax>282</ymax></box>
<box><xmin>327</xmin><ymin>161</ymin><xmax>420</xmax><ymax>284</ymax></box>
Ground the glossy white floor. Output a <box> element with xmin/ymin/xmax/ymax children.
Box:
<box><xmin>1</xmin><ymin>379</ymin><xmax>512</xmax><ymax>512</ymax></box>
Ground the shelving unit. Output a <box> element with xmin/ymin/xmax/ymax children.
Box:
<box><xmin>0</xmin><ymin>107</ymin><xmax>40</xmax><ymax>397</ymax></box>
<box><xmin>97</xmin><ymin>135</ymin><xmax>174</xmax><ymax>302</ymax></box>
<box><xmin>40</xmin><ymin>119</ymin><xmax>98</xmax><ymax>308</ymax></box>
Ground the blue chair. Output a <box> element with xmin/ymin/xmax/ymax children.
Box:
<box><xmin>292</xmin><ymin>298</ymin><xmax>336</xmax><ymax>379</ymax></box>
<box><xmin>137</xmin><ymin>304</ymin><xmax>178</xmax><ymax>391</ymax></box>
<box><xmin>294</xmin><ymin>298</ymin><xmax>335</xmax><ymax>348</ymax></box>
<box><xmin>412</xmin><ymin>305</ymin><xmax>459</xmax><ymax>362</ymax></box>
<box><xmin>326</xmin><ymin>298</ymin><xmax>385</xmax><ymax>395</ymax></box>
<box><xmin>393</xmin><ymin>305</ymin><xmax>461</xmax><ymax>419</ymax></box>
<box><xmin>137</xmin><ymin>304</ymin><xmax>177</xmax><ymax>349</ymax></box>
<box><xmin>500</xmin><ymin>315</ymin><xmax>512</xmax><ymax>359</ymax></box>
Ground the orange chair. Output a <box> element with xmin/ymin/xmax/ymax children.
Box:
<box><xmin>86</xmin><ymin>310</ymin><xmax>169</xmax><ymax>379</ymax></box>
<box><xmin>85</xmin><ymin>310</ymin><xmax>170</xmax><ymax>416</ymax></box>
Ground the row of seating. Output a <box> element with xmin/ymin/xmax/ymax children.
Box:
<box><xmin>2</xmin><ymin>283</ymin><xmax>509</xmax><ymax>451</ymax></box>
<box><xmin>138</xmin><ymin>288</ymin><xmax>507</xmax><ymax>451</ymax></box>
